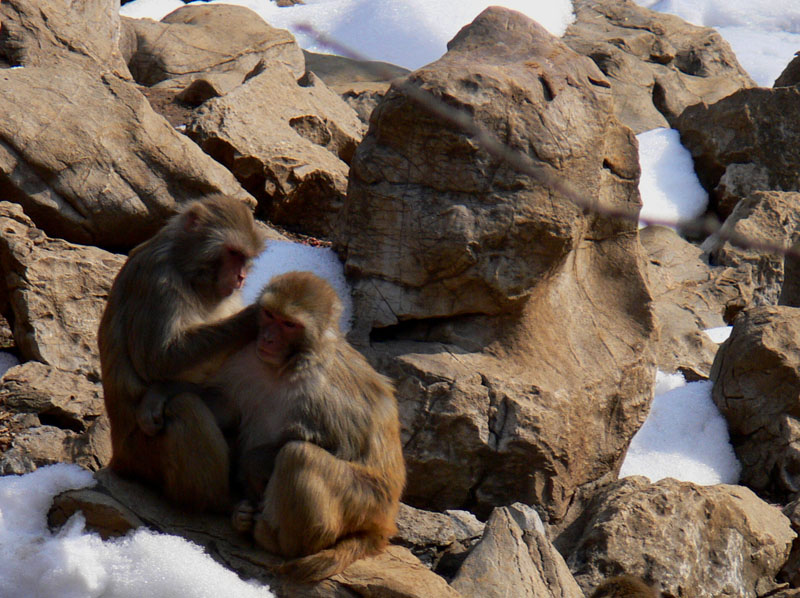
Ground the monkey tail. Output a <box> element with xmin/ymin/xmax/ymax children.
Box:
<box><xmin>277</xmin><ymin>532</ymin><xmax>386</xmax><ymax>584</ymax></box>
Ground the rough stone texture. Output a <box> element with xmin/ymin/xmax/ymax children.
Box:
<box><xmin>0</xmin><ymin>362</ymin><xmax>110</xmax><ymax>474</ymax></box>
<box><xmin>568</xmin><ymin>477</ymin><xmax>795</xmax><ymax>598</ymax></box>
<box><xmin>675</xmin><ymin>86</ymin><xmax>800</xmax><ymax>218</ymax></box>
<box><xmin>781</xmin><ymin>498</ymin><xmax>800</xmax><ymax>587</ymax></box>
<box><xmin>394</xmin><ymin>503</ymin><xmax>484</xmax><ymax>578</ymax></box>
<box><xmin>188</xmin><ymin>65</ymin><xmax>365</xmax><ymax>237</ymax></box>
<box><xmin>0</xmin><ymin>0</ymin><xmax>130</xmax><ymax>77</ymax></box>
<box><xmin>0</xmin><ymin>202</ymin><xmax>124</xmax><ymax>375</ymax></box>
<box><xmin>337</xmin><ymin>6</ymin><xmax>643</xmax><ymax>328</ymax></box>
<box><xmin>124</xmin><ymin>5</ymin><xmax>304</xmax><ymax>89</ymax></box>
<box><xmin>0</xmin><ymin>66</ymin><xmax>255</xmax><ymax>248</ymax></box>
<box><xmin>711</xmin><ymin>306</ymin><xmax>800</xmax><ymax>502</ymax></box>
<box><xmin>564</xmin><ymin>0</ymin><xmax>754</xmax><ymax>134</ymax></box>
<box><xmin>705</xmin><ymin>191</ymin><xmax>800</xmax><ymax>307</ymax></box>
<box><xmin>451</xmin><ymin>503</ymin><xmax>584</xmax><ymax>598</ymax></box>
<box><xmin>335</xmin><ymin>8</ymin><xmax>656</xmax><ymax>521</ymax></box>
<box><xmin>640</xmin><ymin>225</ymin><xmax>750</xmax><ymax>378</ymax></box>
<box><xmin>49</xmin><ymin>468</ymin><xmax>463</xmax><ymax>598</ymax></box>
<box><xmin>775</xmin><ymin>54</ymin><xmax>800</xmax><ymax>88</ymax></box>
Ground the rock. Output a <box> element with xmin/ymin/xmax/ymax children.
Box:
<box><xmin>781</xmin><ymin>498</ymin><xmax>800</xmax><ymax>587</ymax></box>
<box><xmin>775</xmin><ymin>53</ymin><xmax>800</xmax><ymax>87</ymax></box>
<box><xmin>0</xmin><ymin>202</ymin><xmax>124</xmax><ymax>374</ymax></box>
<box><xmin>568</xmin><ymin>477</ymin><xmax>795</xmax><ymax>598</ymax></box>
<box><xmin>336</xmin><ymin>8</ymin><xmax>656</xmax><ymax>520</ymax></box>
<box><xmin>0</xmin><ymin>0</ymin><xmax>130</xmax><ymax>77</ymax></box>
<box><xmin>49</xmin><ymin>468</ymin><xmax>463</xmax><ymax>598</ymax></box>
<box><xmin>711</xmin><ymin>306</ymin><xmax>800</xmax><ymax>501</ymax></box>
<box><xmin>451</xmin><ymin>503</ymin><xmax>584</xmax><ymax>598</ymax></box>
<box><xmin>564</xmin><ymin>0</ymin><xmax>753</xmax><ymax>134</ymax></box>
<box><xmin>705</xmin><ymin>191</ymin><xmax>800</xmax><ymax>307</ymax></box>
<box><xmin>124</xmin><ymin>5</ymin><xmax>304</xmax><ymax>89</ymax></box>
<box><xmin>0</xmin><ymin>66</ymin><xmax>255</xmax><ymax>248</ymax></box>
<box><xmin>188</xmin><ymin>65</ymin><xmax>365</xmax><ymax>238</ymax></box>
<box><xmin>394</xmin><ymin>503</ymin><xmax>484</xmax><ymax>578</ymax></box>
<box><xmin>337</xmin><ymin>6</ymin><xmax>643</xmax><ymax>328</ymax></box>
<box><xmin>675</xmin><ymin>86</ymin><xmax>800</xmax><ymax>218</ymax></box>
<box><xmin>304</xmin><ymin>51</ymin><xmax>411</xmax><ymax>124</ymax></box>
<box><xmin>0</xmin><ymin>362</ymin><xmax>110</xmax><ymax>474</ymax></box>
<box><xmin>640</xmin><ymin>225</ymin><xmax>749</xmax><ymax>378</ymax></box>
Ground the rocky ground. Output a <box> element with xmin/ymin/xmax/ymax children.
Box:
<box><xmin>2</xmin><ymin>0</ymin><xmax>800</xmax><ymax>596</ymax></box>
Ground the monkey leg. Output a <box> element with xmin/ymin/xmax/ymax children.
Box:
<box><xmin>255</xmin><ymin>441</ymin><xmax>391</xmax><ymax>559</ymax></box>
<box><xmin>159</xmin><ymin>392</ymin><xmax>231</xmax><ymax>512</ymax></box>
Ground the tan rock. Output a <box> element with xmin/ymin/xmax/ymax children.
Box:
<box><xmin>569</xmin><ymin>477</ymin><xmax>795</xmax><ymax>598</ymax></box>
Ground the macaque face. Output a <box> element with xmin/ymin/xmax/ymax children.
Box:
<box><xmin>257</xmin><ymin>308</ymin><xmax>306</xmax><ymax>366</ymax></box>
<box><xmin>217</xmin><ymin>247</ymin><xmax>249</xmax><ymax>298</ymax></box>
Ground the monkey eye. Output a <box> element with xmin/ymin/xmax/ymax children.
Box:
<box><xmin>283</xmin><ymin>320</ymin><xmax>300</xmax><ymax>330</ymax></box>
<box><xmin>261</xmin><ymin>310</ymin><xmax>274</xmax><ymax>321</ymax></box>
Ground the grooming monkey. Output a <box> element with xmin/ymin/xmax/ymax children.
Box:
<box><xmin>98</xmin><ymin>194</ymin><xmax>264</xmax><ymax>512</ymax></box>
<box><xmin>210</xmin><ymin>271</ymin><xmax>406</xmax><ymax>582</ymax></box>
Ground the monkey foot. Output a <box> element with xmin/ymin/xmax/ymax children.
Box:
<box><xmin>232</xmin><ymin>500</ymin><xmax>256</xmax><ymax>533</ymax></box>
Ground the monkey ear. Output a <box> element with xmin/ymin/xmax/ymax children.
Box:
<box><xmin>182</xmin><ymin>202</ymin><xmax>209</xmax><ymax>233</ymax></box>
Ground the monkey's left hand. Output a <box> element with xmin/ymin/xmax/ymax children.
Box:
<box><xmin>136</xmin><ymin>385</ymin><xmax>168</xmax><ymax>436</ymax></box>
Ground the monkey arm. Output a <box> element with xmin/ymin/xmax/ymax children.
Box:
<box><xmin>148</xmin><ymin>304</ymin><xmax>259</xmax><ymax>380</ymax></box>
<box><xmin>238</xmin><ymin>444</ymin><xmax>281</xmax><ymax>502</ymax></box>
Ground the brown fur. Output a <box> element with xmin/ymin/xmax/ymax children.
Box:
<box><xmin>591</xmin><ymin>575</ymin><xmax>659</xmax><ymax>598</ymax></box>
<box><xmin>98</xmin><ymin>194</ymin><xmax>264</xmax><ymax>512</ymax></box>
<box><xmin>215</xmin><ymin>271</ymin><xmax>406</xmax><ymax>582</ymax></box>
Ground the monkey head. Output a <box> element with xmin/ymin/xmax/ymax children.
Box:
<box><xmin>255</xmin><ymin>272</ymin><xmax>343</xmax><ymax>368</ymax></box>
<box><xmin>169</xmin><ymin>195</ymin><xmax>264</xmax><ymax>302</ymax></box>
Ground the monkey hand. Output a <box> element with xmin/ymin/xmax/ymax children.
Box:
<box><xmin>136</xmin><ymin>386</ymin><xmax>168</xmax><ymax>436</ymax></box>
<box><xmin>232</xmin><ymin>499</ymin><xmax>256</xmax><ymax>533</ymax></box>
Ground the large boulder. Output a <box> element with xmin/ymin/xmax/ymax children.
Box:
<box><xmin>711</xmin><ymin>306</ymin><xmax>800</xmax><ymax>501</ymax></box>
<box><xmin>187</xmin><ymin>64</ymin><xmax>365</xmax><ymax>238</ymax></box>
<box><xmin>0</xmin><ymin>202</ymin><xmax>123</xmax><ymax>375</ymax></box>
<box><xmin>0</xmin><ymin>65</ymin><xmax>254</xmax><ymax>248</ymax></box>
<box><xmin>341</xmin><ymin>8</ymin><xmax>657</xmax><ymax>520</ymax></box>
<box><xmin>564</xmin><ymin>0</ymin><xmax>754</xmax><ymax>134</ymax></box>
<box><xmin>675</xmin><ymin>86</ymin><xmax>800</xmax><ymax>218</ymax></box>
<box><xmin>704</xmin><ymin>191</ymin><xmax>800</xmax><ymax>307</ymax></box>
<box><xmin>124</xmin><ymin>5</ymin><xmax>304</xmax><ymax>90</ymax></box>
<box><xmin>568</xmin><ymin>477</ymin><xmax>795</xmax><ymax>598</ymax></box>
<box><xmin>0</xmin><ymin>0</ymin><xmax>129</xmax><ymax>76</ymax></box>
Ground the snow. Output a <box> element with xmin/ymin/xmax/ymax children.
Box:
<box><xmin>0</xmin><ymin>464</ymin><xmax>274</xmax><ymax>598</ymax></box>
<box><xmin>637</xmin><ymin>128</ymin><xmax>708</xmax><ymax>228</ymax></box>
<box><xmin>121</xmin><ymin>0</ymin><xmax>575</xmax><ymax>70</ymax></box>
<box><xmin>619</xmin><ymin>372</ymin><xmax>741</xmax><ymax>485</ymax></box>
<box><xmin>242</xmin><ymin>240</ymin><xmax>352</xmax><ymax>332</ymax></box>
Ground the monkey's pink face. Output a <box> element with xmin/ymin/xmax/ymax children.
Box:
<box><xmin>217</xmin><ymin>247</ymin><xmax>249</xmax><ymax>297</ymax></box>
<box><xmin>257</xmin><ymin>309</ymin><xmax>305</xmax><ymax>366</ymax></box>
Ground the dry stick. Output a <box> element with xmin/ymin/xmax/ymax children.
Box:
<box><xmin>296</xmin><ymin>23</ymin><xmax>800</xmax><ymax>261</ymax></box>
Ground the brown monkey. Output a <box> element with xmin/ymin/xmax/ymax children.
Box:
<box><xmin>98</xmin><ymin>194</ymin><xmax>264</xmax><ymax>512</ymax></box>
<box><xmin>211</xmin><ymin>271</ymin><xmax>405</xmax><ymax>582</ymax></box>
<box><xmin>591</xmin><ymin>575</ymin><xmax>659</xmax><ymax>598</ymax></box>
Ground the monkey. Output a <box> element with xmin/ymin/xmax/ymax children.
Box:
<box><xmin>97</xmin><ymin>194</ymin><xmax>265</xmax><ymax>512</ymax></box>
<box><xmin>208</xmin><ymin>271</ymin><xmax>406</xmax><ymax>583</ymax></box>
<box><xmin>590</xmin><ymin>575</ymin><xmax>659</xmax><ymax>598</ymax></box>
